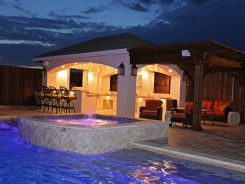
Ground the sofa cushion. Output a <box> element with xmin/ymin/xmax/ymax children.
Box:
<box><xmin>202</xmin><ymin>100</ymin><xmax>214</xmax><ymax>110</ymax></box>
<box><xmin>141</xmin><ymin>110</ymin><xmax>157</xmax><ymax>116</ymax></box>
<box><xmin>184</xmin><ymin>102</ymin><xmax>193</xmax><ymax>111</ymax></box>
<box><xmin>144</xmin><ymin>99</ymin><xmax>163</xmax><ymax>111</ymax></box>
<box><xmin>214</xmin><ymin>100</ymin><xmax>232</xmax><ymax>111</ymax></box>
<box><xmin>220</xmin><ymin>105</ymin><xmax>228</xmax><ymax>111</ymax></box>
<box><xmin>171</xmin><ymin>113</ymin><xmax>186</xmax><ymax>119</ymax></box>
<box><xmin>214</xmin><ymin>111</ymin><xmax>225</xmax><ymax>116</ymax></box>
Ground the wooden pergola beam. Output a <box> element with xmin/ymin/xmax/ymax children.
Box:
<box><xmin>176</xmin><ymin>63</ymin><xmax>195</xmax><ymax>81</ymax></box>
<box><xmin>130</xmin><ymin>53</ymin><xmax>192</xmax><ymax>64</ymax></box>
<box><xmin>210</xmin><ymin>56</ymin><xmax>241</xmax><ymax>68</ymax></box>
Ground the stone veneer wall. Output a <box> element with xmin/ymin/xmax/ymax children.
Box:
<box><xmin>18</xmin><ymin>116</ymin><xmax>169</xmax><ymax>154</ymax></box>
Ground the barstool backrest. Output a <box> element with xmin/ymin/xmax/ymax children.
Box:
<box><xmin>42</xmin><ymin>86</ymin><xmax>50</xmax><ymax>95</ymax></box>
<box><xmin>49</xmin><ymin>86</ymin><xmax>58</xmax><ymax>95</ymax></box>
<box><xmin>60</xmin><ymin>86</ymin><xmax>76</xmax><ymax>101</ymax></box>
<box><xmin>60</xmin><ymin>86</ymin><xmax>69</xmax><ymax>97</ymax></box>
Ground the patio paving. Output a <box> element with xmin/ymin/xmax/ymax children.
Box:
<box><xmin>1</xmin><ymin>105</ymin><xmax>245</xmax><ymax>173</ymax></box>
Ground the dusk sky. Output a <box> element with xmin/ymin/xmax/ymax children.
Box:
<box><xmin>0</xmin><ymin>0</ymin><xmax>244</xmax><ymax>67</ymax></box>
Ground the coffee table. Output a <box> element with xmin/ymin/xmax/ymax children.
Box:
<box><xmin>201</xmin><ymin>109</ymin><xmax>215</xmax><ymax>125</ymax></box>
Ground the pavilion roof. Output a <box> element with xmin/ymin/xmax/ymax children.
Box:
<box><xmin>33</xmin><ymin>33</ymin><xmax>155</xmax><ymax>60</ymax></box>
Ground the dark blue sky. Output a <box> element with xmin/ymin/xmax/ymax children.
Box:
<box><xmin>0</xmin><ymin>0</ymin><xmax>245</xmax><ymax>67</ymax></box>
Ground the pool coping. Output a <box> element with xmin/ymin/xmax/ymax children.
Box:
<box><xmin>18</xmin><ymin>114</ymin><xmax>167</xmax><ymax>130</ymax></box>
<box><xmin>131</xmin><ymin>142</ymin><xmax>245</xmax><ymax>174</ymax></box>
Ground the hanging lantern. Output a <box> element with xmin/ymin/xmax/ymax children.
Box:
<box><xmin>118</xmin><ymin>62</ymin><xmax>125</xmax><ymax>76</ymax></box>
<box><xmin>131</xmin><ymin>64</ymin><xmax>137</xmax><ymax>77</ymax></box>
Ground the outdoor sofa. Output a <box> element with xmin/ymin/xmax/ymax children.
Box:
<box><xmin>202</xmin><ymin>100</ymin><xmax>233</xmax><ymax>122</ymax></box>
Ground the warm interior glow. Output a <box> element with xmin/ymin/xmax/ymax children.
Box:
<box><xmin>141</xmin><ymin>70</ymin><xmax>148</xmax><ymax>77</ymax></box>
<box><xmin>61</xmin><ymin>65</ymin><xmax>65</xmax><ymax>68</ymax></box>
<box><xmin>57</xmin><ymin>70</ymin><xmax>66</xmax><ymax>77</ymax></box>
<box><xmin>75</xmin><ymin>63</ymin><xmax>78</xmax><ymax>64</ymax></box>
<box><xmin>168</xmin><ymin>70</ymin><xmax>172</xmax><ymax>73</ymax></box>
<box><xmin>106</xmin><ymin>96</ymin><xmax>110</xmax><ymax>99</ymax></box>
<box><xmin>88</xmin><ymin>72</ymin><xmax>94</xmax><ymax>81</ymax></box>
<box><xmin>138</xmin><ymin>98</ymin><xmax>143</xmax><ymax>101</ymax></box>
<box><xmin>56</xmin><ymin>70</ymin><xmax>67</xmax><ymax>87</ymax></box>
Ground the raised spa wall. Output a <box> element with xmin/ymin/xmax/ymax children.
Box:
<box><xmin>17</xmin><ymin>115</ymin><xmax>169</xmax><ymax>154</ymax></box>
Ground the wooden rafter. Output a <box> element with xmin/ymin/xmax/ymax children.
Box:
<box><xmin>210</xmin><ymin>56</ymin><xmax>241</xmax><ymax>68</ymax></box>
<box><xmin>176</xmin><ymin>63</ymin><xmax>195</xmax><ymax>81</ymax></box>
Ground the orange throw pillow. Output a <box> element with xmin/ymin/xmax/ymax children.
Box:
<box><xmin>220</xmin><ymin>105</ymin><xmax>228</xmax><ymax>111</ymax></box>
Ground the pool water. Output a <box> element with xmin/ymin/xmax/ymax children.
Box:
<box><xmin>1</xmin><ymin>122</ymin><xmax>245</xmax><ymax>184</ymax></box>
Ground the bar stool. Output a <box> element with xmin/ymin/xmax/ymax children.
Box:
<box><xmin>42</xmin><ymin>86</ymin><xmax>51</xmax><ymax>111</ymax></box>
<box><xmin>35</xmin><ymin>86</ymin><xmax>44</xmax><ymax>110</ymax></box>
<box><xmin>49</xmin><ymin>86</ymin><xmax>61</xmax><ymax>113</ymax></box>
<box><xmin>60</xmin><ymin>86</ymin><xmax>76</xmax><ymax>113</ymax></box>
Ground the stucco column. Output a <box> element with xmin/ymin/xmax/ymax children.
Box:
<box><xmin>116</xmin><ymin>61</ymin><xmax>136</xmax><ymax>118</ymax></box>
<box><xmin>42</xmin><ymin>68</ymin><xmax>47</xmax><ymax>86</ymax></box>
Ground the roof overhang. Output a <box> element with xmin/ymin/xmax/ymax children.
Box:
<box><xmin>128</xmin><ymin>40</ymin><xmax>245</xmax><ymax>73</ymax></box>
<box><xmin>33</xmin><ymin>49</ymin><xmax>129</xmax><ymax>62</ymax></box>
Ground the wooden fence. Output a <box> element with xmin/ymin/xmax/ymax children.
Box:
<box><xmin>186</xmin><ymin>72</ymin><xmax>245</xmax><ymax>121</ymax></box>
<box><xmin>0</xmin><ymin>65</ymin><xmax>42</xmax><ymax>105</ymax></box>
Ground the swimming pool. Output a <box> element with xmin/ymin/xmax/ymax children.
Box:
<box><xmin>1</xmin><ymin>121</ymin><xmax>245</xmax><ymax>183</ymax></box>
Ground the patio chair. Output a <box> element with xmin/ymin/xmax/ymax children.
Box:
<box><xmin>170</xmin><ymin>102</ymin><xmax>193</xmax><ymax>128</ymax></box>
<box><xmin>42</xmin><ymin>86</ymin><xmax>51</xmax><ymax>111</ymax></box>
<box><xmin>49</xmin><ymin>86</ymin><xmax>61</xmax><ymax>113</ymax></box>
<box><xmin>34</xmin><ymin>85</ymin><xmax>44</xmax><ymax>110</ymax></box>
<box><xmin>139</xmin><ymin>99</ymin><xmax>163</xmax><ymax>120</ymax></box>
<box><xmin>60</xmin><ymin>86</ymin><xmax>76</xmax><ymax>113</ymax></box>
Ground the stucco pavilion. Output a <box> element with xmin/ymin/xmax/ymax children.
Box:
<box><xmin>33</xmin><ymin>33</ymin><xmax>245</xmax><ymax>131</ymax></box>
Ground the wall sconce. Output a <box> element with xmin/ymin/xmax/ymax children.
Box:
<box><xmin>183</xmin><ymin>71</ymin><xmax>189</xmax><ymax>81</ymax></box>
<box><xmin>131</xmin><ymin>64</ymin><xmax>137</xmax><ymax>77</ymax></box>
<box><xmin>118</xmin><ymin>62</ymin><xmax>125</xmax><ymax>76</ymax></box>
<box><xmin>42</xmin><ymin>67</ymin><xmax>46</xmax><ymax>77</ymax></box>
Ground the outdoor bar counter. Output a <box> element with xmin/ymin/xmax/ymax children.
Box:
<box><xmin>73</xmin><ymin>90</ymin><xmax>97</xmax><ymax>113</ymax></box>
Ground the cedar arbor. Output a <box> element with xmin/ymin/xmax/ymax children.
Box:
<box><xmin>128</xmin><ymin>40</ymin><xmax>245</xmax><ymax>131</ymax></box>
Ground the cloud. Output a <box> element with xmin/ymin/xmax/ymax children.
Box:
<box><xmin>0</xmin><ymin>0</ymin><xmax>245</xmax><ymax>67</ymax></box>
<box><xmin>0</xmin><ymin>0</ymin><xmax>6</xmax><ymax>5</ymax></box>
<box><xmin>116</xmin><ymin>0</ymin><xmax>150</xmax><ymax>12</ymax></box>
<box><xmin>0</xmin><ymin>39</ymin><xmax>55</xmax><ymax>46</ymax></box>
<box><xmin>127</xmin><ymin>2</ymin><xmax>149</xmax><ymax>11</ymax></box>
<box><xmin>81</xmin><ymin>5</ymin><xmax>106</xmax><ymax>14</ymax></box>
